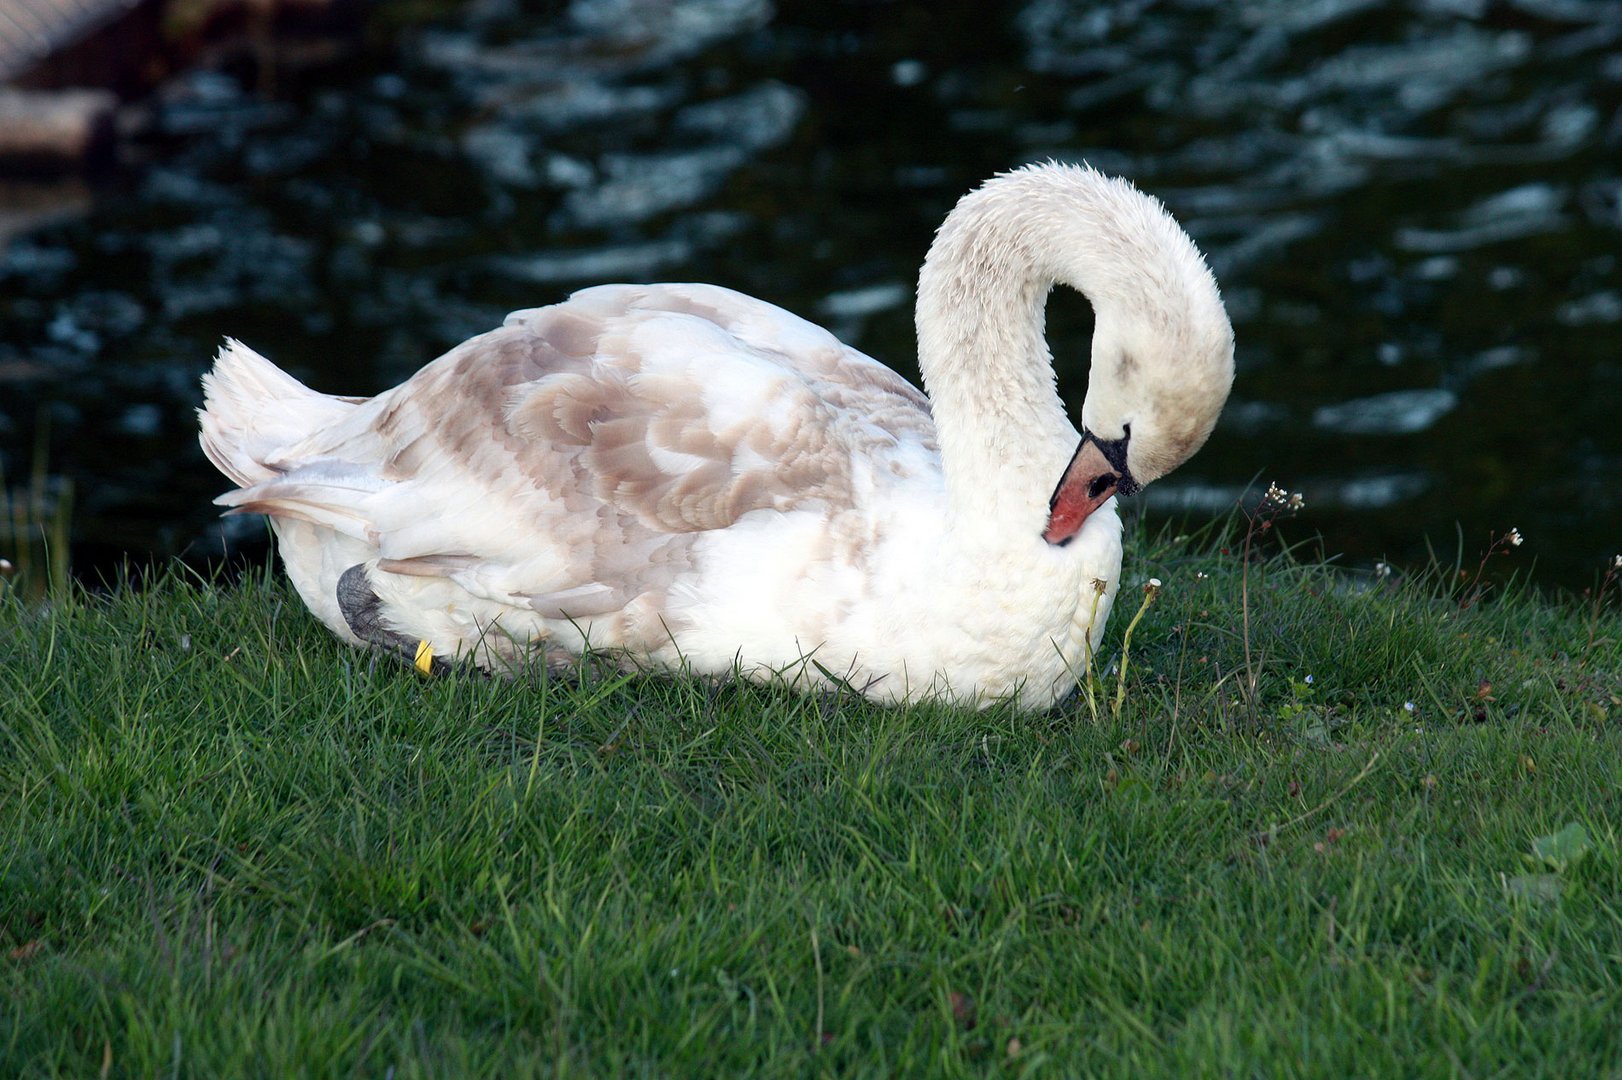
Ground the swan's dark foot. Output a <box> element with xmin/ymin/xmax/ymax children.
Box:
<box><xmin>336</xmin><ymin>563</ymin><xmax>455</xmax><ymax>675</ymax></box>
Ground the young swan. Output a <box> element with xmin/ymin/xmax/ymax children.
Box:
<box><xmin>199</xmin><ymin>162</ymin><xmax>1234</xmax><ymax>708</ymax></box>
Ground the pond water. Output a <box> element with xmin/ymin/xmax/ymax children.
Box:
<box><xmin>2</xmin><ymin>0</ymin><xmax>1619</xmax><ymax>591</ymax></box>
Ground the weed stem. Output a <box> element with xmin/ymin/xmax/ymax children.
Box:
<box><xmin>1112</xmin><ymin>579</ymin><xmax>1161</xmax><ymax>721</ymax></box>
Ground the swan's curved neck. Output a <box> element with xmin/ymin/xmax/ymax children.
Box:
<box><xmin>915</xmin><ymin>170</ymin><xmax>1152</xmax><ymax>536</ymax></box>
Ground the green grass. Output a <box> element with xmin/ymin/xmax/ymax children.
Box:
<box><xmin>2</xmin><ymin>529</ymin><xmax>1620</xmax><ymax>1077</ymax></box>
<box><xmin>0</xmin><ymin>427</ymin><xmax>74</xmax><ymax>605</ymax></box>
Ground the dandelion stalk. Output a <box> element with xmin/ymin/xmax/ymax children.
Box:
<box><xmin>1238</xmin><ymin>482</ymin><xmax>1305</xmax><ymax>722</ymax></box>
<box><xmin>1112</xmin><ymin>577</ymin><xmax>1161</xmax><ymax>721</ymax></box>
<box><xmin>1080</xmin><ymin>579</ymin><xmax>1106</xmax><ymax>726</ymax></box>
<box><xmin>1459</xmin><ymin>527</ymin><xmax>1523</xmax><ymax>610</ymax></box>
<box><xmin>1580</xmin><ymin>554</ymin><xmax>1622</xmax><ymax>667</ymax></box>
<box><xmin>1240</xmin><ymin>515</ymin><xmax>1257</xmax><ymax>712</ymax></box>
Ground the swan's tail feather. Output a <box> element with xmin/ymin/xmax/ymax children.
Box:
<box><xmin>215</xmin><ymin>483</ymin><xmax>376</xmax><ymax>541</ymax></box>
<box><xmin>198</xmin><ymin>338</ymin><xmax>359</xmax><ymax>488</ymax></box>
<box><xmin>213</xmin><ymin>455</ymin><xmax>388</xmax><ymax>540</ymax></box>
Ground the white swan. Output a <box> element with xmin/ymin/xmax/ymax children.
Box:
<box><xmin>199</xmin><ymin>162</ymin><xmax>1234</xmax><ymax>708</ymax></box>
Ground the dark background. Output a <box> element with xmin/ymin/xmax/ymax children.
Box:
<box><xmin>2</xmin><ymin>0</ymin><xmax>1619</xmax><ymax>590</ymax></box>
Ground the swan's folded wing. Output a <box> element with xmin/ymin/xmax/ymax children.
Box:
<box><xmin>231</xmin><ymin>283</ymin><xmax>937</xmax><ymax>620</ymax></box>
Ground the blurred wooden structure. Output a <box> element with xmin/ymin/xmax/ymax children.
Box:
<box><xmin>0</xmin><ymin>0</ymin><xmax>144</xmax><ymax>83</ymax></box>
<box><xmin>0</xmin><ymin>0</ymin><xmax>354</xmax><ymax>171</ymax></box>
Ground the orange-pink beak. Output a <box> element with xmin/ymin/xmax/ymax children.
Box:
<box><xmin>1043</xmin><ymin>439</ymin><xmax>1120</xmax><ymax>546</ymax></box>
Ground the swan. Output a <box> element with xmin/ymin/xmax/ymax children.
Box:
<box><xmin>198</xmin><ymin>162</ymin><xmax>1234</xmax><ymax>708</ymax></box>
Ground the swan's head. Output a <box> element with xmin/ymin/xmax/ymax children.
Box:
<box><xmin>1041</xmin><ymin>168</ymin><xmax>1235</xmax><ymax>545</ymax></box>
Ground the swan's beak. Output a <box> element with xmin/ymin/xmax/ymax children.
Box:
<box><xmin>1044</xmin><ymin>439</ymin><xmax>1119</xmax><ymax>546</ymax></box>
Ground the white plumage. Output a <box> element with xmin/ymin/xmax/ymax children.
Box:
<box><xmin>199</xmin><ymin>163</ymin><xmax>1234</xmax><ymax>708</ymax></box>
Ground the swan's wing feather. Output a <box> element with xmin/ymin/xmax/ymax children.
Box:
<box><xmin>568</xmin><ymin>283</ymin><xmax>936</xmax><ymax>446</ymax></box>
<box><xmin>232</xmin><ymin>283</ymin><xmax>936</xmax><ymax>620</ymax></box>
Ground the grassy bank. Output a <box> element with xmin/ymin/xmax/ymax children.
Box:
<box><xmin>2</xmin><ymin>528</ymin><xmax>1619</xmax><ymax>1077</ymax></box>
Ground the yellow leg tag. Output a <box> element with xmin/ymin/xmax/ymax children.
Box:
<box><xmin>414</xmin><ymin>639</ymin><xmax>434</xmax><ymax>675</ymax></box>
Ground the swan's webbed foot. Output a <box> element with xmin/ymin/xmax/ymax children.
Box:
<box><xmin>336</xmin><ymin>563</ymin><xmax>455</xmax><ymax>676</ymax></box>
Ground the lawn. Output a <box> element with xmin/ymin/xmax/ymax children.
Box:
<box><xmin>2</xmin><ymin>528</ymin><xmax>1619</xmax><ymax>1077</ymax></box>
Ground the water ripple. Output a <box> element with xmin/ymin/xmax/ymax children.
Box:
<box><xmin>1313</xmin><ymin>390</ymin><xmax>1458</xmax><ymax>437</ymax></box>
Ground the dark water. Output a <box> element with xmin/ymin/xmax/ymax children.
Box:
<box><xmin>2</xmin><ymin>0</ymin><xmax>1619</xmax><ymax>590</ymax></box>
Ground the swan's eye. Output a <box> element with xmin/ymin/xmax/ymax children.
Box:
<box><xmin>1088</xmin><ymin>473</ymin><xmax>1118</xmax><ymax>500</ymax></box>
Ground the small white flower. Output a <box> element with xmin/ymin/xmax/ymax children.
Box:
<box><xmin>1612</xmin><ymin>554</ymin><xmax>1621</xmax><ymax>571</ymax></box>
<box><xmin>1375</xmin><ymin>561</ymin><xmax>1392</xmax><ymax>578</ymax></box>
<box><xmin>1304</xmin><ymin>675</ymin><xmax>1314</xmax><ymax>685</ymax></box>
<box><xmin>1147</xmin><ymin>577</ymin><xmax>1162</xmax><ymax>589</ymax></box>
<box><xmin>1507</xmin><ymin>528</ymin><xmax>1523</xmax><ymax>547</ymax></box>
<box><xmin>1265</xmin><ymin>482</ymin><xmax>1288</xmax><ymax>505</ymax></box>
<box><xmin>1403</xmin><ymin>701</ymin><xmax>1416</xmax><ymax>713</ymax></box>
<box><xmin>1288</xmin><ymin>492</ymin><xmax>1305</xmax><ymax>511</ymax></box>
<box><xmin>1195</xmin><ymin>570</ymin><xmax>1209</xmax><ymax>580</ymax></box>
